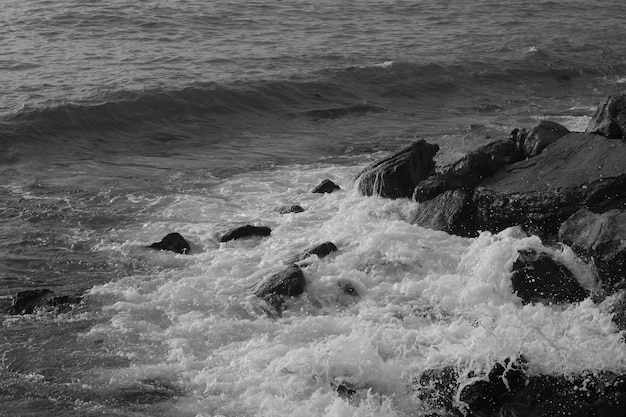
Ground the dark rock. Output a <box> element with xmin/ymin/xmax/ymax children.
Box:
<box><xmin>473</xmin><ymin>132</ymin><xmax>626</xmax><ymax>238</ymax></box>
<box><xmin>11</xmin><ymin>289</ymin><xmax>82</xmax><ymax>315</ymax></box>
<box><xmin>293</xmin><ymin>241</ymin><xmax>338</xmax><ymax>262</ymax></box>
<box><xmin>276</xmin><ymin>205</ymin><xmax>305</xmax><ymax>214</ymax></box>
<box><xmin>312</xmin><ymin>179</ymin><xmax>340</xmax><ymax>194</ymax></box>
<box><xmin>497</xmin><ymin>403</ymin><xmax>537</xmax><ymax>417</ymax></box>
<box><xmin>536</xmin><ymin>397</ymin><xmax>593</xmax><ymax>417</ymax></box>
<box><xmin>219</xmin><ymin>225</ymin><xmax>272</xmax><ymax>242</ymax></box>
<box><xmin>586</xmin><ymin>93</ymin><xmax>626</xmax><ymax>139</ymax></box>
<box><xmin>355</xmin><ymin>139</ymin><xmax>439</xmax><ymax>198</ymax></box>
<box><xmin>253</xmin><ymin>264</ymin><xmax>306</xmax><ymax>298</ymax></box>
<box><xmin>609</xmin><ymin>292</ymin><xmax>626</xmax><ymax>331</ymax></box>
<box><xmin>594</xmin><ymin>392</ymin><xmax>626</xmax><ymax>417</ymax></box>
<box><xmin>514</xmin><ymin>120</ymin><xmax>570</xmax><ymax>157</ymax></box>
<box><xmin>558</xmin><ymin>209</ymin><xmax>626</xmax><ymax>292</ymax></box>
<box><xmin>439</xmin><ymin>138</ymin><xmax>523</xmax><ymax>191</ymax></box>
<box><xmin>459</xmin><ymin>357</ymin><xmax>528</xmax><ymax>413</ymax></box>
<box><xmin>511</xmin><ymin>249</ymin><xmax>589</xmax><ymax>305</ymax></box>
<box><xmin>416</xmin><ymin>366</ymin><xmax>459</xmax><ymax>410</ymax></box>
<box><xmin>407</xmin><ymin>189</ymin><xmax>477</xmax><ymax>237</ymax></box>
<box><xmin>412</xmin><ymin>176</ymin><xmax>447</xmax><ymax>203</ymax></box>
<box><xmin>148</xmin><ymin>232</ymin><xmax>190</xmax><ymax>254</ymax></box>
<box><xmin>261</xmin><ymin>293</ymin><xmax>285</xmax><ymax>318</ymax></box>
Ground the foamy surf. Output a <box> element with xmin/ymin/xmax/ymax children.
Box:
<box><xmin>77</xmin><ymin>162</ymin><xmax>625</xmax><ymax>416</ymax></box>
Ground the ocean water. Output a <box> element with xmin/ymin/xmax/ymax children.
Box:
<box><xmin>2</xmin><ymin>0</ymin><xmax>626</xmax><ymax>416</ymax></box>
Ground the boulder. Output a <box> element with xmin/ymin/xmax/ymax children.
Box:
<box><xmin>292</xmin><ymin>241</ymin><xmax>338</xmax><ymax>262</ymax></box>
<box><xmin>355</xmin><ymin>139</ymin><xmax>439</xmax><ymax>198</ymax></box>
<box><xmin>586</xmin><ymin>93</ymin><xmax>626</xmax><ymax>139</ymax></box>
<box><xmin>513</xmin><ymin>120</ymin><xmax>570</xmax><ymax>157</ymax></box>
<box><xmin>510</xmin><ymin>249</ymin><xmax>589</xmax><ymax>305</ymax></box>
<box><xmin>473</xmin><ymin>132</ymin><xmax>626</xmax><ymax>238</ymax></box>
<box><xmin>415</xmin><ymin>366</ymin><xmax>459</xmax><ymax>411</ymax></box>
<box><xmin>276</xmin><ymin>205</ymin><xmax>305</xmax><ymax>214</ymax></box>
<box><xmin>253</xmin><ymin>264</ymin><xmax>306</xmax><ymax>298</ymax></box>
<box><xmin>11</xmin><ymin>289</ymin><xmax>82</xmax><ymax>315</ymax></box>
<box><xmin>439</xmin><ymin>138</ymin><xmax>523</xmax><ymax>190</ymax></box>
<box><xmin>407</xmin><ymin>189</ymin><xmax>476</xmax><ymax>237</ymax></box>
<box><xmin>219</xmin><ymin>225</ymin><xmax>271</xmax><ymax>242</ymax></box>
<box><xmin>312</xmin><ymin>179</ymin><xmax>340</xmax><ymax>194</ymax></box>
<box><xmin>148</xmin><ymin>232</ymin><xmax>191</xmax><ymax>254</ymax></box>
<box><xmin>559</xmin><ymin>209</ymin><xmax>626</xmax><ymax>292</ymax></box>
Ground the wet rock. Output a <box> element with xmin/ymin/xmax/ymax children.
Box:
<box><xmin>609</xmin><ymin>291</ymin><xmax>626</xmax><ymax>331</ymax></box>
<box><xmin>473</xmin><ymin>132</ymin><xmax>626</xmax><ymax>238</ymax></box>
<box><xmin>558</xmin><ymin>209</ymin><xmax>626</xmax><ymax>293</ymax></box>
<box><xmin>412</xmin><ymin>176</ymin><xmax>447</xmax><ymax>203</ymax></box>
<box><xmin>514</xmin><ymin>120</ymin><xmax>570</xmax><ymax>157</ymax></box>
<box><xmin>148</xmin><ymin>232</ymin><xmax>191</xmax><ymax>254</ymax></box>
<box><xmin>261</xmin><ymin>293</ymin><xmax>285</xmax><ymax>318</ymax></box>
<box><xmin>511</xmin><ymin>249</ymin><xmax>589</xmax><ymax>305</ymax></box>
<box><xmin>276</xmin><ymin>205</ymin><xmax>305</xmax><ymax>214</ymax></box>
<box><xmin>253</xmin><ymin>264</ymin><xmax>306</xmax><ymax>298</ymax></box>
<box><xmin>459</xmin><ymin>357</ymin><xmax>528</xmax><ymax>413</ymax></box>
<box><xmin>11</xmin><ymin>289</ymin><xmax>82</xmax><ymax>315</ymax></box>
<box><xmin>586</xmin><ymin>93</ymin><xmax>626</xmax><ymax>139</ymax></box>
<box><xmin>355</xmin><ymin>139</ymin><xmax>439</xmax><ymax>199</ymax></box>
<box><xmin>594</xmin><ymin>392</ymin><xmax>626</xmax><ymax>417</ymax></box>
<box><xmin>219</xmin><ymin>225</ymin><xmax>272</xmax><ymax>242</ymax></box>
<box><xmin>407</xmin><ymin>189</ymin><xmax>477</xmax><ymax>237</ymax></box>
<box><xmin>416</xmin><ymin>366</ymin><xmax>459</xmax><ymax>411</ymax></box>
<box><xmin>330</xmin><ymin>378</ymin><xmax>357</xmax><ymax>399</ymax></box>
<box><xmin>438</xmin><ymin>138</ymin><xmax>522</xmax><ymax>191</ymax></box>
<box><xmin>312</xmin><ymin>179</ymin><xmax>340</xmax><ymax>194</ymax></box>
<box><xmin>293</xmin><ymin>241</ymin><xmax>338</xmax><ymax>262</ymax></box>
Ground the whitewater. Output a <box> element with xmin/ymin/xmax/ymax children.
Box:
<box><xmin>2</xmin><ymin>0</ymin><xmax>626</xmax><ymax>416</ymax></box>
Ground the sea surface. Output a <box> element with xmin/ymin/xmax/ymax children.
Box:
<box><xmin>2</xmin><ymin>0</ymin><xmax>626</xmax><ymax>416</ymax></box>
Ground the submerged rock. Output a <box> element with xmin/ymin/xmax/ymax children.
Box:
<box><xmin>586</xmin><ymin>93</ymin><xmax>626</xmax><ymax>139</ymax></box>
<box><xmin>559</xmin><ymin>208</ymin><xmax>626</xmax><ymax>293</ymax></box>
<box><xmin>355</xmin><ymin>139</ymin><xmax>439</xmax><ymax>199</ymax></box>
<box><xmin>276</xmin><ymin>205</ymin><xmax>305</xmax><ymax>214</ymax></box>
<box><xmin>510</xmin><ymin>249</ymin><xmax>589</xmax><ymax>305</ymax></box>
<box><xmin>473</xmin><ymin>132</ymin><xmax>626</xmax><ymax>238</ymax></box>
<box><xmin>219</xmin><ymin>225</ymin><xmax>272</xmax><ymax>242</ymax></box>
<box><xmin>148</xmin><ymin>232</ymin><xmax>191</xmax><ymax>254</ymax></box>
<box><xmin>11</xmin><ymin>289</ymin><xmax>82</xmax><ymax>315</ymax></box>
<box><xmin>253</xmin><ymin>264</ymin><xmax>306</xmax><ymax>298</ymax></box>
<box><xmin>312</xmin><ymin>179</ymin><xmax>340</xmax><ymax>194</ymax></box>
<box><xmin>407</xmin><ymin>189</ymin><xmax>476</xmax><ymax>237</ymax></box>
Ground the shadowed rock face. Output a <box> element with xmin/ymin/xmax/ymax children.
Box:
<box><xmin>292</xmin><ymin>241</ymin><xmax>338</xmax><ymax>263</ymax></box>
<box><xmin>511</xmin><ymin>249</ymin><xmax>589</xmax><ymax>305</ymax></box>
<box><xmin>407</xmin><ymin>189</ymin><xmax>476</xmax><ymax>237</ymax></box>
<box><xmin>10</xmin><ymin>289</ymin><xmax>83</xmax><ymax>315</ymax></box>
<box><xmin>473</xmin><ymin>132</ymin><xmax>626</xmax><ymax>238</ymax></box>
<box><xmin>586</xmin><ymin>93</ymin><xmax>626</xmax><ymax>139</ymax></box>
<box><xmin>355</xmin><ymin>139</ymin><xmax>439</xmax><ymax>199</ymax></box>
<box><xmin>513</xmin><ymin>120</ymin><xmax>570</xmax><ymax>157</ymax></box>
<box><xmin>559</xmin><ymin>209</ymin><xmax>626</xmax><ymax>293</ymax></box>
<box><xmin>312</xmin><ymin>179</ymin><xmax>340</xmax><ymax>194</ymax></box>
<box><xmin>253</xmin><ymin>264</ymin><xmax>306</xmax><ymax>298</ymax></box>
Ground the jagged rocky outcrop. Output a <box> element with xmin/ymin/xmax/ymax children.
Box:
<box><xmin>312</xmin><ymin>179</ymin><xmax>340</xmax><ymax>194</ymax></box>
<box><xmin>355</xmin><ymin>139</ymin><xmax>439</xmax><ymax>198</ymax></box>
<box><xmin>219</xmin><ymin>225</ymin><xmax>272</xmax><ymax>242</ymax></box>
<box><xmin>148</xmin><ymin>232</ymin><xmax>191</xmax><ymax>254</ymax></box>
<box><xmin>473</xmin><ymin>132</ymin><xmax>626</xmax><ymax>238</ymax></box>
<box><xmin>586</xmin><ymin>93</ymin><xmax>626</xmax><ymax>139</ymax></box>
<box><xmin>559</xmin><ymin>209</ymin><xmax>626</xmax><ymax>293</ymax></box>
<box><xmin>10</xmin><ymin>289</ymin><xmax>83</xmax><ymax>315</ymax></box>
<box><xmin>415</xmin><ymin>358</ymin><xmax>626</xmax><ymax>417</ymax></box>
<box><xmin>511</xmin><ymin>249</ymin><xmax>589</xmax><ymax>305</ymax></box>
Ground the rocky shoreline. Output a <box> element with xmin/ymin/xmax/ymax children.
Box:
<box><xmin>5</xmin><ymin>93</ymin><xmax>626</xmax><ymax>416</ymax></box>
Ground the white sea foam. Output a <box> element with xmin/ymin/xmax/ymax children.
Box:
<box><xmin>85</xmin><ymin>163</ymin><xmax>626</xmax><ymax>416</ymax></box>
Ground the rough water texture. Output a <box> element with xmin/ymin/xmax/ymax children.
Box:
<box><xmin>2</xmin><ymin>0</ymin><xmax>626</xmax><ymax>416</ymax></box>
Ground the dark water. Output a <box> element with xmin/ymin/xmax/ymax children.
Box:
<box><xmin>1</xmin><ymin>1</ymin><xmax>626</xmax><ymax>416</ymax></box>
